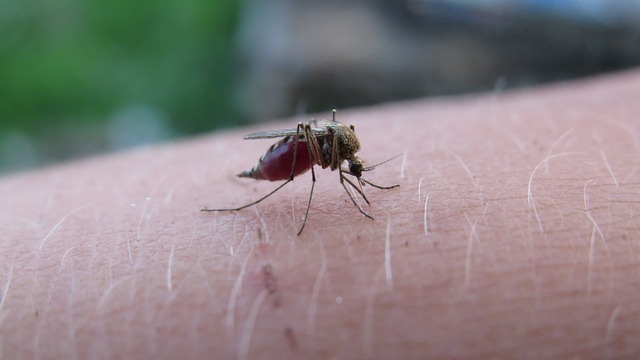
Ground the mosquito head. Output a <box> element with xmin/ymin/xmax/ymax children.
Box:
<box><xmin>348</xmin><ymin>156</ymin><xmax>365</xmax><ymax>178</ymax></box>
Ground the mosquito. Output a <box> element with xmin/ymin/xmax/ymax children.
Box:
<box><xmin>201</xmin><ymin>110</ymin><xmax>399</xmax><ymax>235</ymax></box>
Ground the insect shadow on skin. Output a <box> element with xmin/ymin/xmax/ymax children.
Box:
<box><xmin>201</xmin><ymin>110</ymin><xmax>400</xmax><ymax>235</ymax></box>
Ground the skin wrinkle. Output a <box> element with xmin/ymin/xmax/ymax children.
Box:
<box><xmin>2</xmin><ymin>71</ymin><xmax>640</xmax><ymax>358</ymax></box>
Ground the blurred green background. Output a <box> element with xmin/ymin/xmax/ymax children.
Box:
<box><xmin>2</xmin><ymin>0</ymin><xmax>640</xmax><ymax>174</ymax></box>
<box><xmin>0</xmin><ymin>0</ymin><xmax>241</xmax><ymax>173</ymax></box>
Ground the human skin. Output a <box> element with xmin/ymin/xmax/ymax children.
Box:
<box><xmin>1</xmin><ymin>70</ymin><xmax>640</xmax><ymax>359</ymax></box>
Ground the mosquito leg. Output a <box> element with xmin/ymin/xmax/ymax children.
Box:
<box><xmin>305</xmin><ymin>123</ymin><xmax>326</xmax><ymax>168</ymax></box>
<box><xmin>201</xmin><ymin>179</ymin><xmax>292</xmax><ymax>212</ymax></box>
<box><xmin>298</xmin><ymin>165</ymin><xmax>316</xmax><ymax>235</ymax></box>
<box><xmin>288</xmin><ymin>122</ymin><xmax>304</xmax><ymax>181</ymax></box>
<box><xmin>290</xmin><ymin>122</ymin><xmax>313</xmax><ymax>235</ymax></box>
<box><xmin>297</xmin><ymin>125</ymin><xmax>319</xmax><ymax>236</ymax></box>
<box><xmin>339</xmin><ymin>167</ymin><xmax>374</xmax><ymax>220</ymax></box>
<box><xmin>330</xmin><ymin>132</ymin><xmax>340</xmax><ymax>170</ymax></box>
<box><xmin>360</xmin><ymin>178</ymin><xmax>400</xmax><ymax>190</ymax></box>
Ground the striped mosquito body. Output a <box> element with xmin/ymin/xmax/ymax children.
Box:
<box><xmin>238</xmin><ymin>134</ymin><xmax>312</xmax><ymax>180</ymax></box>
<box><xmin>202</xmin><ymin>110</ymin><xmax>399</xmax><ymax>235</ymax></box>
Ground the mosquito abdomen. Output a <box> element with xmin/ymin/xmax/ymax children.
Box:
<box><xmin>237</xmin><ymin>136</ymin><xmax>312</xmax><ymax>181</ymax></box>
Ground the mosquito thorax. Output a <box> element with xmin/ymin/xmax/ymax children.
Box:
<box><xmin>315</xmin><ymin>121</ymin><xmax>360</xmax><ymax>170</ymax></box>
<box><xmin>339</xmin><ymin>124</ymin><xmax>360</xmax><ymax>160</ymax></box>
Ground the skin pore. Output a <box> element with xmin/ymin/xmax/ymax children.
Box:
<box><xmin>1</xmin><ymin>70</ymin><xmax>640</xmax><ymax>359</ymax></box>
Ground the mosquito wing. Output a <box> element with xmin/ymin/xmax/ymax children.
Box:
<box><xmin>243</xmin><ymin>129</ymin><xmax>299</xmax><ymax>139</ymax></box>
<box><xmin>243</xmin><ymin>126</ymin><xmax>330</xmax><ymax>140</ymax></box>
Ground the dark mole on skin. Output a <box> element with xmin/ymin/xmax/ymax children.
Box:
<box><xmin>262</xmin><ymin>264</ymin><xmax>280</xmax><ymax>308</ymax></box>
<box><xmin>284</xmin><ymin>325</ymin><xmax>298</xmax><ymax>351</ymax></box>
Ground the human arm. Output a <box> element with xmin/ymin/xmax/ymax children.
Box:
<box><xmin>1</xmin><ymin>70</ymin><xmax>639</xmax><ymax>359</ymax></box>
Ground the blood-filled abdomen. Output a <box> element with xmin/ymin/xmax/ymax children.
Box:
<box><xmin>238</xmin><ymin>137</ymin><xmax>312</xmax><ymax>181</ymax></box>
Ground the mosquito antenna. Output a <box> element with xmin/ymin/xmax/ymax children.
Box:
<box><xmin>363</xmin><ymin>153</ymin><xmax>403</xmax><ymax>171</ymax></box>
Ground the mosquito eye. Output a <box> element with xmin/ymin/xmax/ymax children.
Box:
<box><xmin>350</xmin><ymin>163</ymin><xmax>363</xmax><ymax>177</ymax></box>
